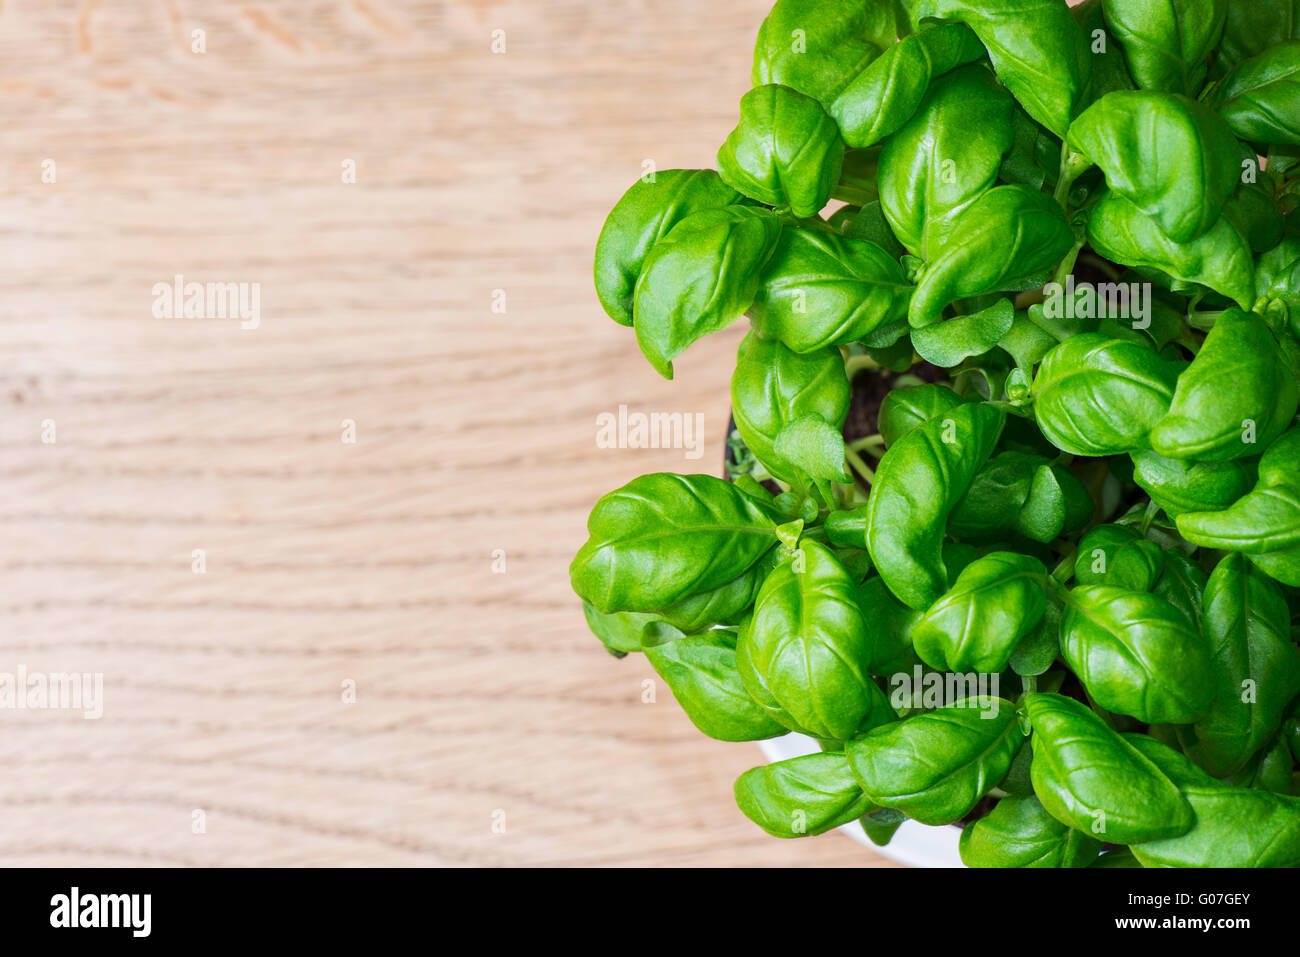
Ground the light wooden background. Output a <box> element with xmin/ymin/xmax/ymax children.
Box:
<box><xmin>0</xmin><ymin>0</ymin><xmax>888</xmax><ymax>865</ymax></box>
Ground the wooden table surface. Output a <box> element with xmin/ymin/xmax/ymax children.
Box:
<box><xmin>0</xmin><ymin>0</ymin><xmax>894</xmax><ymax>866</ymax></box>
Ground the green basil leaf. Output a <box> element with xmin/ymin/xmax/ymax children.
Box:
<box><xmin>1101</xmin><ymin>0</ymin><xmax>1226</xmax><ymax>96</ymax></box>
<box><xmin>731</xmin><ymin>331</ymin><xmax>850</xmax><ymax>485</ymax></box>
<box><xmin>748</xmin><ymin>228</ymin><xmax>912</xmax><ymax>352</ymax></box>
<box><xmin>1086</xmin><ymin>191</ymin><xmax>1256</xmax><ymax>309</ymax></box>
<box><xmin>1017</xmin><ymin>462</ymin><xmax>1095</xmax><ymax>543</ymax></box>
<box><xmin>751</xmin><ymin>0</ymin><xmax>910</xmax><ymax>108</ymax></box>
<box><xmin>912</xmin><ymin>298</ymin><xmax>1015</xmax><ymax>368</ymax></box>
<box><xmin>1177</xmin><ymin>426</ymin><xmax>1300</xmax><ymax>554</ymax></box>
<box><xmin>1223</xmin><ymin>734</ymin><xmax>1295</xmax><ymax>792</ymax></box>
<box><xmin>1026</xmin><ymin>297</ymin><xmax>1100</xmax><ymax>342</ymax></box>
<box><xmin>1107</xmin><ymin>540</ymin><xmax>1167</xmax><ymax>592</ymax></box>
<box><xmin>1024</xmin><ymin>692</ymin><xmax>1194</xmax><ymax>843</ymax></box>
<box><xmin>1131</xmin><ymin>449</ymin><xmax>1257</xmax><ymax>517</ymax></box>
<box><xmin>878</xmin><ymin>65</ymin><xmax>1015</xmax><ymax>259</ymax></box>
<box><xmin>571</xmin><ymin>473</ymin><xmax>778</xmax><ymax>613</ymax></box>
<box><xmin>1243</xmin><ymin>542</ymin><xmax>1300</xmax><ymax>587</ymax></box>
<box><xmin>717</xmin><ymin>84</ymin><xmax>846</xmax><ymax>218</ymax></box>
<box><xmin>1032</xmin><ymin>334</ymin><xmax>1180</xmax><ymax>456</ymax></box>
<box><xmin>877</xmin><ymin>382</ymin><xmax>965</xmax><ymax>446</ymax></box>
<box><xmin>824</xmin><ymin>505</ymin><xmax>870</xmax><ymax>550</ymax></box>
<box><xmin>646</xmin><ymin>630</ymin><xmax>787</xmax><ymax>742</ymax></box>
<box><xmin>1061</xmin><ymin>585</ymin><xmax>1213</xmax><ymax>724</ymax></box>
<box><xmin>1073</xmin><ymin>524</ymin><xmax>1142</xmax><ymax>584</ymax></box>
<box><xmin>912</xmin><ymin>551</ymin><xmax>1048</xmax><ymax>673</ymax></box>
<box><xmin>841</xmin><ymin>199</ymin><xmax>906</xmax><ymax>257</ymax></box>
<box><xmin>582</xmin><ymin>602</ymin><xmax>656</xmax><ymax>657</ymax></box>
<box><xmin>999</xmin><ymin>311</ymin><xmax>1063</xmax><ymax>369</ymax></box>
<box><xmin>655</xmin><ymin>561</ymin><xmax>770</xmax><ymax>633</ymax></box>
<box><xmin>639</xmin><ymin>620</ymin><xmax>690</xmax><ymax>648</ymax></box>
<box><xmin>948</xmin><ymin>450</ymin><xmax>1043</xmax><ymax>540</ymax></box>
<box><xmin>1150</xmin><ymin>309</ymin><xmax>1299</xmax><ymax>461</ymax></box>
<box><xmin>998</xmin><ymin>736</ymin><xmax>1035</xmax><ymax>796</ymax></box>
<box><xmin>864</xmin><ymin>336</ymin><xmax>917</xmax><ymax>371</ymax></box>
<box><xmin>1066</xmin><ymin>90</ymin><xmax>1240</xmax><ymax>242</ymax></box>
<box><xmin>909</xmin><ymin>0</ymin><xmax>1092</xmax><ymax>137</ymax></box>
<box><xmin>1254</xmin><ymin>235</ymin><xmax>1300</xmax><ymax>320</ymax></box>
<box><xmin>1123</xmin><ymin>733</ymin><xmax>1300</xmax><ymax>867</ymax></box>
<box><xmin>832</xmin><ymin>23</ymin><xmax>987</xmax><ymax>148</ymax></box>
<box><xmin>594</xmin><ymin>169</ymin><xmax>741</xmax><ymax>326</ymax></box>
<box><xmin>959</xmin><ymin>794</ymin><xmax>1102</xmax><ymax>868</ymax></box>
<box><xmin>951</xmin><ymin>451</ymin><xmax>1094</xmax><ymax>546</ymax></box>
<box><xmin>1178</xmin><ymin>553</ymin><xmax>1300</xmax><ymax>776</ymax></box>
<box><xmin>773</xmin><ymin>414</ymin><xmax>851</xmax><ymax>493</ymax></box>
<box><xmin>858</xmin><ymin>806</ymin><xmax>908</xmax><ymax>846</ymax></box>
<box><xmin>1213</xmin><ymin>0</ymin><xmax>1300</xmax><ymax>74</ymax></box>
<box><xmin>867</xmin><ymin>402</ymin><xmax>1006</xmax><ymax>608</ymax></box>
<box><xmin>633</xmin><ymin>207</ymin><xmax>782</xmax><ymax>378</ymax></box>
<box><xmin>910</xmin><ymin>185</ymin><xmax>1074</xmax><ymax>327</ymax></box>
<box><xmin>1213</xmin><ymin>40</ymin><xmax>1300</xmax><ymax>147</ymax></box>
<box><xmin>865</xmin><ymin>314</ymin><xmax>916</xmax><ymax>345</ymax></box>
<box><xmin>847</xmin><ymin>697</ymin><xmax>1023</xmax><ymax>825</ymax></box>
<box><xmin>737</xmin><ymin>542</ymin><xmax>891</xmax><ymax>740</ymax></box>
<box><xmin>735</xmin><ymin>751</ymin><xmax>876</xmax><ymax>837</ymax></box>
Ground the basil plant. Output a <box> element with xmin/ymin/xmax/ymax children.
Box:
<box><xmin>574</xmin><ymin>0</ymin><xmax>1300</xmax><ymax>868</ymax></box>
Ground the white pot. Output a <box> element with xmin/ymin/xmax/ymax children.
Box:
<box><xmin>757</xmin><ymin>736</ymin><xmax>965</xmax><ymax>867</ymax></box>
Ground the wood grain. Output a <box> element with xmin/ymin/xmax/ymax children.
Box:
<box><xmin>0</xmin><ymin>0</ymin><xmax>893</xmax><ymax>866</ymax></box>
